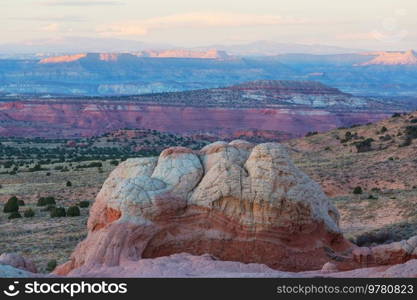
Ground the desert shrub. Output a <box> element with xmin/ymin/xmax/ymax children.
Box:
<box><xmin>354</xmin><ymin>231</ymin><xmax>396</xmax><ymax>247</ymax></box>
<box><xmin>380</xmin><ymin>126</ymin><xmax>388</xmax><ymax>133</ymax></box>
<box><xmin>46</xmin><ymin>260</ymin><xmax>57</xmax><ymax>272</ymax></box>
<box><xmin>67</xmin><ymin>206</ymin><xmax>80</xmax><ymax>217</ymax></box>
<box><xmin>404</xmin><ymin>125</ymin><xmax>417</xmax><ymax>139</ymax></box>
<box><xmin>17</xmin><ymin>199</ymin><xmax>25</xmax><ymax>206</ymax></box>
<box><xmin>345</xmin><ymin>131</ymin><xmax>352</xmax><ymax>140</ymax></box>
<box><xmin>88</xmin><ymin>162</ymin><xmax>102</xmax><ymax>168</ymax></box>
<box><xmin>392</xmin><ymin>113</ymin><xmax>402</xmax><ymax>118</ymax></box>
<box><xmin>379</xmin><ymin>134</ymin><xmax>391</xmax><ymax>141</ymax></box>
<box><xmin>76</xmin><ymin>162</ymin><xmax>103</xmax><ymax>169</ymax></box>
<box><xmin>354</xmin><ymin>138</ymin><xmax>374</xmax><ymax>153</ymax></box>
<box><xmin>23</xmin><ymin>208</ymin><xmax>35</xmax><ymax>218</ymax></box>
<box><xmin>8</xmin><ymin>211</ymin><xmax>22</xmax><ymax>220</ymax></box>
<box><xmin>37</xmin><ymin>196</ymin><xmax>56</xmax><ymax>206</ymax></box>
<box><xmin>341</xmin><ymin>131</ymin><xmax>360</xmax><ymax>143</ymax></box>
<box><xmin>28</xmin><ymin>164</ymin><xmax>43</xmax><ymax>172</ymax></box>
<box><xmin>410</xmin><ymin>118</ymin><xmax>417</xmax><ymax>123</ymax></box>
<box><xmin>3</xmin><ymin>196</ymin><xmax>19</xmax><ymax>213</ymax></box>
<box><xmin>66</xmin><ymin>181</ymin><xmax>72</xmax><ymax>187</ymax></box>
<box><xmin>50</xmin><ymin>207</ymin><xmax>66</xmax><ymax>218</ymax></box>
<box><xmin>368</xmin><ymin>194</ymin><xmax>377</xmax><ymax>200</ymax></box>
<box><xmin>110</xmin><ymin>160</ymin><xmax>119</xmax><ymax>166</ymax></box>
<box><xmin>78</xmin><ymin>200</ymin><xmax>90</xmax><ymax>208</ymax></box>
<box><xmin>353</xmin><ymin>186</ymin><xmax>363</xmax><ymax>194</ymax></box>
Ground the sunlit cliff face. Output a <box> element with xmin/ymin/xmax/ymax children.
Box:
<box><xmin>39</xmin><ymin>53</ymin><xmax>87</xmax><ymax>64</ymax></box>
<box><xmin>38</xmin><ymin>49</ymin><xmax>230</xmax><ymax>63</ymax></box>
<box><xmin>359</xmin><ymin>50</ymin><xmax>417</xmax><ymax>66</ymax></box>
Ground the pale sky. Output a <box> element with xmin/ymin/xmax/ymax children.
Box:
<box><xmin>1</xmin><ymin>0</ymin><xmax>416</xmax><ymax>50</ymax></box>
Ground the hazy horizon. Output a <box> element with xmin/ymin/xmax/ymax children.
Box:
<box><xmin>1</xmin><ymin>0</ymin><xmax>416</xmax><ymax>53</ymax></box>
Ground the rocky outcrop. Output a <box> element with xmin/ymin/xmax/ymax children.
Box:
<box><xmin>353</xmin><ymin>236</ymin><xmax>417</xmax><ymax>267</ymax></box>
<box><xmin>0</xmin><ymin>265</ymin><xmax>36</xmax><ymax>278</ymax></box>
<box><xmin>0</xmin><ymin>253</ymin><xmax>37</xmax><ymax>273</ymax></box>
<box><xmin>55</xmin><ymin>141</ymin><xmax>350</xmax><ymax>275</ymax></box>
<box><xmin>53</xmin><ymin>140</ymin><xmax>417</xmax><ymax>277</ymax></box>
<box><xmin>63</xmin><ymin>253</ymin><xmax>417</xmax><ymax>278</ymax></box>
<box><xmin>66</xmin><ymin>253</ymin><xmax>299</xmax><ymax>278</ymax></box>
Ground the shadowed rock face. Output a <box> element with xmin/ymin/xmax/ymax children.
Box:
<box><xmin>55</xmin><ymin>141</ymin><xmax>349</xmax><ymax>275</ymax></box>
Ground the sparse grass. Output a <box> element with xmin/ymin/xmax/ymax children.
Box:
<box><xmin>0</xmin><ymin>201</ymin><xmax>88</xmax><ymax>273</ymax></box>
<box><xmin>287</xmin><ymin>111</ymin><xmax>417</xmax><ymax>237</ymax></box>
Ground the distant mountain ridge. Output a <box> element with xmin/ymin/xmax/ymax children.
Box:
<box><xmin>0</xmin><ymin>37</ymin><xmax>365</xmax><ymax>56</ymax></box>
<box><xmin>138</xmin><ymin>49</ymin><xmax>231</xmax><ymax>59</ymax></box>
<box><xmin>2</xmin><ymin>50</ymin><xmax>417</xmax><ymax>97</ymax></box>
<box><xmin>39</xmin><ymin>49</ymin><xmax>232</xmax><ymax>64</ymax></box>
<box><xmin>358</xmin><ymin>50</ymin><xmax>417</xmax><ymax>66</ymax></box>
<box><xmin>195</xmin><ymin>40</ymin><xmax>367</xmax><ymax>56</ymax></box>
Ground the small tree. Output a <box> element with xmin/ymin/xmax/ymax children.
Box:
<box><xmin>353</xmin><ymin>186</ymin><xmax>363</xmax><ymax>195</ymax></box>
<box><xmin>4</xmin><ymin>196</ymin><xmax>19</xmax><ymax>213</ymax></box>
<box><xmin>67</xmin><ymin>206</ymin><xmax>80</xmax><ymax>217</ymax></box>
<box><xmin>46</xmin><ymin>260</ymin><xmax>57</xmax><ymax>272</ymax></box>
<box><xmin>66</xmin><ymin>181</ymin><xmax>72</xmax><ymax>187</ymax></box>
<box><xmin>354</xmin><ymin>138</ymin><xmax>374</xmax><ymax>153</ymax></box>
